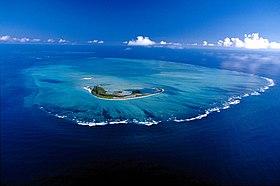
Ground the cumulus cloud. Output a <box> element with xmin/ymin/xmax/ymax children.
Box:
<box><xmin>231</xmin><ymin>37</ymin><xmax>245</xmax><ymax>48</ymax></box>
<box><xmin>127</xmin><ymin>36</ymin><xmax>156</xmax><ymax>46</ymax></box>
<box><xmin>217</xmin><ymin>40</ymin><xmax>223</xmax><ymax>46</ymax></box>
<box><xmin>20</xmin><ymin>37</ymin><xmax>30</xmax><ymax>42</ymax></box>
<box><xmin>125</xmin><ymin>36</ymin><xmax>184</xmax><ymax>49</ymax></box>
<box><xmin>223</xmin><ymin>37</ymin><xmax>233</xmax><ymax>47</ymax></box>
<box><xmin>58</xmin><ymin>39</ymin><xmax>67</xmax><ymax>43</ymax></box>
<box><xmin>203</xmin><ymin>41</ymin><xmax>208</xmax><ymax>46</ymax></box>
<box><xmin>270</xmin><ymin>42</ymin><xmax>280</xmax><ymax>49</ymax></box>
<box><xmin>217</xmin><ymin>33</ymin><xmax>280</xmax><ymax>49</ymax></box>
<box><xmin>47</xmin><ymin>39</ymin><xmax>55</xmax><ymax>43</ymax></box>
<box><xmin>244</xmin><ymin>33</ymin><xmax>269</xmax><ymax>49</ymax></box>
<box><xmin>88</xmin><ymin>39</ymin><xmax>104</xmax><ymax>44</ymax></box>
<box><xmin>0</xmin><ymin>35</ymin><xmax>11</xmax><ymax>41</ymax></box>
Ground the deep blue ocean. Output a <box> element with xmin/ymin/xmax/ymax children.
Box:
<box><xmin>1</xmin><ymin>44</ymin><xmax>280</xmax><ymax>185</ymax></box>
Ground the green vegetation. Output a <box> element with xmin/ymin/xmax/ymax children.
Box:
<box><xmin>92</xmin><ymin>85</ymin><xmax>106</xmax><ymax>95</ymax></box>
<box><xmin>88</xmin><ymin>85</ymin><xmax>164</xmax><ymax>100</ymax></box>
<box><xmin>135</xmin><ymin>94</ymin><xmax>149</xmax><ymax>97</ymax></box>
<box><xmin>114</xmin><ymin>90</ymin><xmax>123</xmax><ymax>94</ymax></box>
<box><xmin>132</xmin><ymin>89</ymin><xmax>141</xmax><ymax>94</ymax></box>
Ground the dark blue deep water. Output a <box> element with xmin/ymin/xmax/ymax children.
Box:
<box><xmin>1</xmin><ymin>44</ymin><xmax>280</xmax><ymax>185</ymax></box>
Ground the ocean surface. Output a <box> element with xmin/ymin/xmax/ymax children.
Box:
<box><xmin>1</xmin><ymin>44</ymin><xmax>280</xmax><ymax>185</ymax></box>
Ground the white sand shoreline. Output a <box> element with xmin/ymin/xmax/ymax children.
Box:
<box><xmin>83</xmin><ymin>86</ymin><xmax>164</xmax><ymax>101</ymax></box>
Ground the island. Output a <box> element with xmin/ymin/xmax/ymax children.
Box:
<box><xmin>84</xmin><ymin>85</ymin><xmax>164</xmax><ymax>100</ymax></box>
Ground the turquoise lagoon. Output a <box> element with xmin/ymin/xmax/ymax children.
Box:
<box><xmin>25</xmin><ymin>58</ymin><xmax>274</xmax><ymax>126</ymax></box>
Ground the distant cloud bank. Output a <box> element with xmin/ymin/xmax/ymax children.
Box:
<box><xmin>0</xmin><ymin>35</ymin><xmax>107</xmax><ymax>45</ymax></box>
<box><xmin>125</xmin><ymin>33</ymin><xmax>280</xmax><ymax>50</ymax></box>
<box><xmin>0</xmin><ymin>35</ymin><xmax>66</xmax><ymax>44</ymax></box>
<box><xmin>1</xmin><ymin>33</ymin><xmax>279</xmax><ymax>50</ymax></box>
<box><xmin>0</xmin><ymin>35</ymin><xmax>41</xmax><ymax>43</ymax></box>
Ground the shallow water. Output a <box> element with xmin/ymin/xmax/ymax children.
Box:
<box><xmin>24</xmin><ymin>58</ymin><xmax>273</xmax><ymax>126</ymax></box>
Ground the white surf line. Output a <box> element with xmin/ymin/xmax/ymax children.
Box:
<box><xmin>83</xmin><ymin>86</ymin><xmax>92</xmax><ymax>93</ymax></box>
<box><xmin>174</xmin><ymin>76</ymin><xmax>275</xmax><ymax>123</ymax></box>
<box><xmin>262</xmin><ymin>77</ymin><xmax>275</xmax><ymax>87</ymax></box>
<box><xmin>83</xmin><ymin>86</ymin><xmax>164</xmax><ymax>101</ymax></box>
<box><xmin>77</xmin><ymin>119</ymin><xmax>160</xmax><ymax>127</ymax></box>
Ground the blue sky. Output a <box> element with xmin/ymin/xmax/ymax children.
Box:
<box><xmin>1</xmin><ymin>0</ymin><xmax>280</xmax><ymax>47</ymax></box>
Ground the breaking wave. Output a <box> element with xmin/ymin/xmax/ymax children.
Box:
<box><xmin>174</xmin><ymin>77</ymin><xmax>274</xmax><ymax>123</ymax></box>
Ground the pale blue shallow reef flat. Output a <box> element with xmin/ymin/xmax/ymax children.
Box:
<box><xmin>25</xmin><ymin>57</ymin><xmax>273</xmax><ymax>126</ymax></box>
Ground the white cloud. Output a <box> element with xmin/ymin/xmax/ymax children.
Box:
<box><xmin>201</xmin><ymin>41</ymin><xmax>216</xmax><ymax>47</ymax></box>
<box><xmin>270</xmin><ymin>42</ymin><xmax>280</xmax><ymax>49</ymax></box>
<box><xmin>13</xmin><ymin>37</ymin><xmax>30</xmax><ymax>42</ymax></box>
<box><xmin>217</xmin><ymin>40</ymin><xmax>223</xmax><ymax>46</ymax></box>
<box><xmin>217</xmin><ymin>33</ymin><xmax>280</xmax><ymax>49</ymax></box>
<box><xmin>167</xmin><ymin>43</ymin><xmax>183</xmax><ymax>49</ymax></box>
<box><xmin>2</xmin><ymin>36</ymin><xmax>59</xmax><ymax>43</ymax></box>
<box><xmin>243</xmin><ymin>33</ymin><xmax>269</xmax><ymax>49</ymax></box>
<box><xmin>0</xmin><ymin>35</ymin><xmax>70</xmax><ymax>44</ymax></box>
<box><xmin>88</xmin><ymin>39</ymin><xmax>104</xmax><ymax>44</ymax></box>
<box><xmin>88</xmin><ymin>40</ymin><xmax>98</xmax><ymax>43</ymax></box>
<box><xmin>231</xmin><ymin>38</ymin><xmax>245</xmax><ymax>48</ymax></box>
<box><xmin>223</xmin><ymin>37</ymin><xmax>233</xmax><ymax>47</ymax></box>
<box><xmin>125</xmin><ymin>37</ymin><xmax>183</xmax><ymax>49</ymax></box>
<box><xmin>58</xmin><ymin>39</ymin><xmax>67</xmax><ymax>43</ymax></box>
<box><xmin>191</xmin><ymin>43</ymin><xmax>198</xmax><ymax>46</ymax></box>
<box><xmin>127</xmin><ymin>36</ymin><xmax>156</xmax><ymax>46</ymax></box>
<box><xmin>1</xmin><ymin>35</ymin><xmax>42</xmax><ymax>43</ymax></box>
<box><xmin>47</xmin><ymin>39</ymin><xmax>55</xmax><ymax>43</ymax></box>
<box><xmin>32</xmin><ymin>39</ymin><xmax>41</xmax><ymax>42</ymax></box>
<box><xmin>0</xmin><ymin>35</ymin><xmax>11</xmax><ymax>41</ymax></box>
<box><xmin>203</xmin><ymin>41</ymin><xmax>208</xmax><ymax>46</ymax></box>
<box><xmin>155</xmin><ymin>40</ymin><xmax>183</xmax><ymax>49</ymax></box>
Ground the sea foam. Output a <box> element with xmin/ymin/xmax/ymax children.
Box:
<box><xmin>173</xmin><ymin>77</ymin><xmax>275</xmax><ymax>124</ymax></box>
